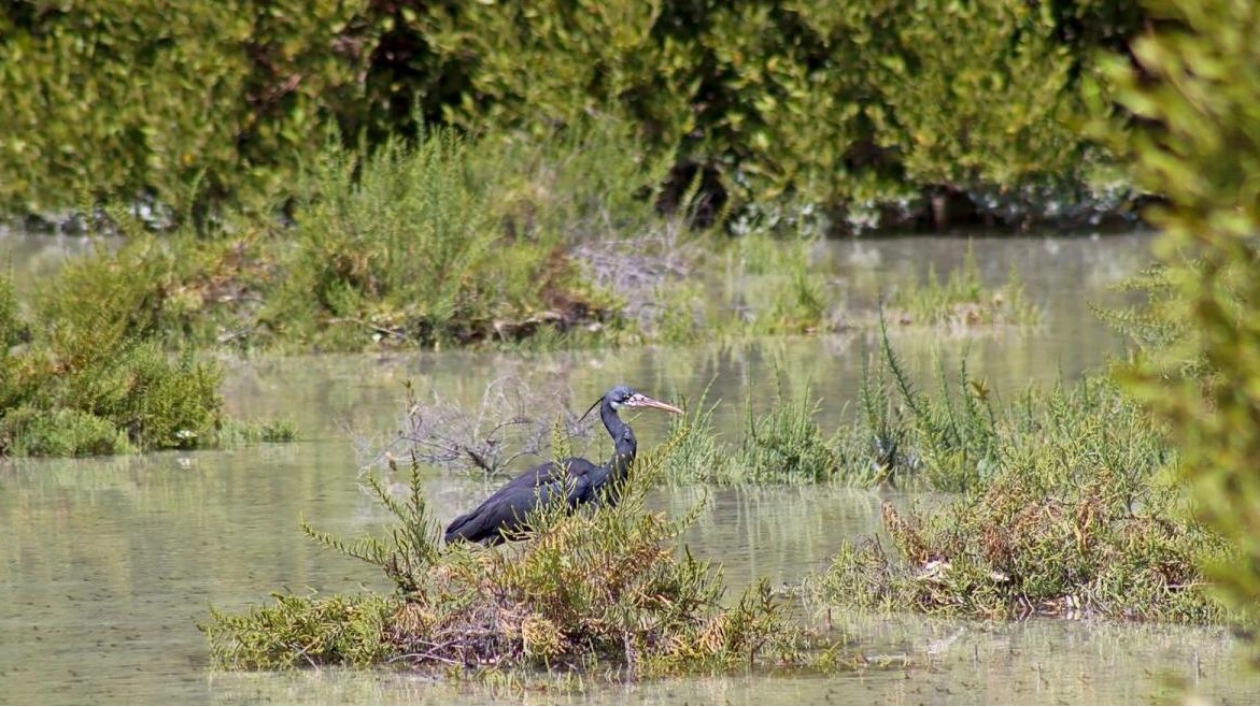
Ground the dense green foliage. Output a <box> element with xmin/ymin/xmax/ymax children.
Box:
<box><xmin>0</xmin><ymin>256</ymin><xmax>225</xmax><ymax>455</ymax></box>
<box><xmin>0</xmin><ymin>220</ymin><xmax>297</xmax><ymax>456</ymax></box>
<box><xmin>1105</xmin><ymin>0</ymin><xmax>1260</xmax><ymax>660</ymax></box>
<box><xmin>203</xmin><ymin>441</ymin><xmax>816</xmax><ymax>675</ymax></box>
<box><xmin>1</xmin><ymin>0</ymin><xmax>1144</xmax><ymax>230</ymax></box>
<box><xmin>0</xmin><ymin>0</ymin><xmax>370</xmax><ymax>217</ymax></box>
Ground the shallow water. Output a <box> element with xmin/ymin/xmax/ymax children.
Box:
<box><xmin>3</xmin><ymin>232</ymin><xmax>1258</xmax><ymax>704</ymax></box>
<box><xmin>204</xmin><ymin>618</ymin><xmax>1251</xmax><ymax>705</ymax></box>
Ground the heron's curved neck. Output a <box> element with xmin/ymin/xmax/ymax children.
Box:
<box><xmin>601</xmin><ymin>402</ymin><xmax>637</xmax><ymax>479</ymax></box>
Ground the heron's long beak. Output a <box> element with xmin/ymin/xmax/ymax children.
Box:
<box><xmin>626</xmin><ymin>393</ymin><xmax>684</xmax><ymax>415</ymax></box>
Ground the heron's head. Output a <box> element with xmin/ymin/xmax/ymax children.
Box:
<box><xmin>582</xmin><ymin>385</ymin><xmax>684</xmax><ymax>420</ymax></box>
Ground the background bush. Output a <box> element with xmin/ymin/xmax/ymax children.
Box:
<box><xmin>1</xmin><ymin>0</ymin><xmax>1145</xmax><ymax>231</ymax></box>
<box><xmin>0</xmin><ymin>0</ymin><xmax>372</xmax><ymax>217</ymax></box>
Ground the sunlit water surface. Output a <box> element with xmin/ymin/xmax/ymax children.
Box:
<box><xmin>3</xmin><ymin>232</ymin><xmax>1258</xmax><ymax>704</ymax></box>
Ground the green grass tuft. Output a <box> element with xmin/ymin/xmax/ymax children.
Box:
<box><xmin>889</xmin><ymin>244</ymin><xmax>1041</xmax><ymax>329</ymax></box>
<box><xmin>218</xmin><ymin>418</ymin><xmax>300</xmax><ymax>446</ymax></box>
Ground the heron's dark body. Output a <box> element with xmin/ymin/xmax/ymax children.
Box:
<box><xmin>444</xmin><ymin>386</ymin><xmax>674</xmax><ymax>546</ymax></box>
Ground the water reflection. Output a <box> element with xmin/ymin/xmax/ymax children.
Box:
<box><xmin>223</xmin><ymin>328</ymin><xmax>1120</xmax><ymax>453</ymax></box>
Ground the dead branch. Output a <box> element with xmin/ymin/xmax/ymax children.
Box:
<box><xmin>359</xmin><ymin>374</ymin><xmax>596</xmax><ymax>478</ymax></box>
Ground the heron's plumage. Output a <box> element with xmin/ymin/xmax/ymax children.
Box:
<box><xmin>444</xmin><ymin>385</ymin><xmax>682</xmax><ymax>546</ymax></box>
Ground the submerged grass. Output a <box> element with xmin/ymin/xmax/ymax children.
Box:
<box><xmin>887</xmin><ymin>244</ymin><xmax>1040</xmax><ymax>330</ymax></box>
<box><xmin>202</xmin><ymin>427</ymin><xmax>824</xmax><ymax>677</ymax></box>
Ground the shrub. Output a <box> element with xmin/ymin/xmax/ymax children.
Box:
<box><xmin>0</xmin><ymin>0</ymin><xmax>371</xmax><ymax>217</ymax></box>
<box><xmin>0</xmin><ymin>331</ymin><xmax>224</xmax><ymax>456</ymax></box>
<box><xmin>267</xmin><ymin>127</ymin><xmax>655</xmax><ymax>350</ymax></box>
<box><xmin>0</xmin><ymin>407</ymin><xmax>134</xmax><ymax>457</ymax></box>
<box><xmin>1106</xmin><ymin>0</ymin><xmax>1260</xmax><ymax>662</ymax></box>
<box><xmin>811</xmin><ymin>376</ymin><xmax>1230</xmax><ymax>622</ymax></box>
<box><xmin>203</xmin><ymin>592</ymin><xmax>395</xmax><ymax>670</ymax></box>
<box><xmin>0</xmin><ymin>240</ymin><xmax>290</xmax><ymax>457</ymax></box>
<box><xmin>2</xmin><ymin>0</ymin><xmax>1145</xmax><ymax>230</ymax></box>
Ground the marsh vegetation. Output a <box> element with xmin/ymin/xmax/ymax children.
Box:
<box><xmin>0</xmin><ymin>126</ymin><xmax>1038</xmax><ymax>459</ymax></box>
<box><xmin>203</xmin><ymin>326</ymin><xmax>1227</xmax><ymax>673</ymax></box>
<box><xmin>4</xmin><ymin>0</ymin><xmax>1260</xmax><ymax>699</ymax></box>
<box><xmin>204</xmin><ymin>444</ymin><xmax>816</xmax><ymax>676</ymax></box>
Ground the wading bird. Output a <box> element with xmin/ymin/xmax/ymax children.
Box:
<box><xmin>444</xmin><ymin>385</ymin><xmax>683</xmax><ymax>546</ymax></box>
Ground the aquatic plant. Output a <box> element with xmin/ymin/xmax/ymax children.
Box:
<box><xmin>218</xmin><ymin>418</ymin><xmax>300</xmax><ymax>446</ymax></box>
<box><xmin>888</xmin><ymin>245</ymin><xmax>1041</xmax><ymax>329</ymax></box>
<box><xmin>720</xmin><ymin>233</ymin><xmax>835</xmax><ymax>337</ymax></box>
<box><xmin>0</xmin><ymin>228</ymin><xmax>293</xmax><ymax>457</ymax></box>
<box><xmin>0</xmin><ymin>251</ymin><xmax>226</xmax><ymax>456</ymax></box>
<box><xmin>204</xmin><ymin>592</ymin><xmax>397</xmax><ymax>669</ymax></box>
<box><xmin>673</xmin><ymin>235</ymin><xmax>1041</xmax><ymax>345</ymax></box>
<box><xmin>202</xmin><ymin>430</ymin><xmax>813</xmax><ymax>675</ymax></box>
<box><xmin>656</xmin><ymin>324</ymin><xmax>1006</xmax><ymax>489</ymax></box>
<box><xmin>660</xmin><ymin>381</ymin><xmax>857</xmax><ymax>486</ymax></box>
<box><xmin>810</xmin><ymin>375</ymin><xmax>1230</xmax><ymax>623</ymax></box>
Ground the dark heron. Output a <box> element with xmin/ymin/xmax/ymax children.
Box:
<box><xmin>444</xmin><ymin>385</ymin><xmax>683</xmax><ymax>546</ymax></box>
